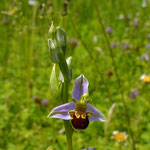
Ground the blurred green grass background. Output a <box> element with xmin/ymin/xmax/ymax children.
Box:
<box><xmin>1</xmin><ymin>0</ymin><xmax>150</xmax><ymax>149</ymax></box>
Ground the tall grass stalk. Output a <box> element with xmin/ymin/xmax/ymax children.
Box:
<box><xmin>94</xmin><ymin>1</ymin><xmax>136</xmax><ymax>150</ymax></box>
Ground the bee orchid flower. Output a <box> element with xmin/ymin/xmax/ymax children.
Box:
<box><xmin>48</xmin><ymin>74</ymin><xmax>106</xmax><ymax>129</ymax></box>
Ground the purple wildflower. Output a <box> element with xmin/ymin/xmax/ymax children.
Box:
<box><xmin>2</xmin><ymin>19</ymin><xmax>7</xmax><ymax>25</ymax></box>
<box><xmin>144</xmin><ymin>53</ymin><xmax>149</xmax><ymax>61</ymax></box>
<box><xmin>110</xmin><ymin>43</ymin><xmax>117</xmax><ymax>49</ymax></box>
<box><xmin>42</xmin><ymin>99</ymin><xmax>49</xmax><ymax>107</ymax></box>
<box><xmin>105</xmin><ymin>27</ymin><xmax>113</xmax><ymax>34</ymax></box>
<box><xmin>140</xmin><ymin>53</ymin><xmax>149</xmax><ymax>61</ymax></box>
<box><xmin>123</xmin><ymin>43</ymin><xmax>130</xmax><ymax>50</ymax></box>
<box><xmin>146</xmin><ymin>43</ymin><xmax>150</xmax><ymax>49</ymax></box>
<box><xmin>140</xmin><ymin>56</ymin><xmax>144</xmax><ymax>61</ymax></box>
<box><xmin>128</xmin><ymin>89</ymin><xmax>138</xmax><ymax>99</ymax></box>
<box><xmin>48</xmin><ymin>75</ymin><xmax>105</xmax><ymax>130</ymax></box>
<box><xmin>134</xmin><ymin>20</ymin><xmax>139</xmax><ymax>28</ymax></box>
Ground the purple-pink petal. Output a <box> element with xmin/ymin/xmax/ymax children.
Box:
<box><xmin>123</xmin><ymin>43</ymin><xmax>130</xmax><ymax>50</ymax></box>
<box><xmin>87</xmin><ymin>104</ymin><xmax>106</xmax><ymax>121</ymax></box>
<box><xmin>128</xmin><ymin>88</ymin><xmax>138</xmax><ymax>99</ymax></box>
<box><xmin>48</xmin><ymin>112</ymin><xmax>72</xmax><ymax>120</ymax></box>
<box><xmin>72</xmin><ymin>75</ymin><xmax>89</xmax><ymax>101</ymax></box>
<box><xmin>47</xmin><ymin>102</ymin><xmax>75</xmax><ymax>120</ymax></box>
<box><xmin>105</xmin><ymin>27</ymin><xmax>113</xmax><ymax>34</ymax></box>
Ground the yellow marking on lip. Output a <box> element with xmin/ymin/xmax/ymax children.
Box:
<box><xmin>75</xmin><ymin>111</ymin><xmax>80</xmax><ymax>118</ymax></box>
<box><xmin>81</xmin><ymin>113</ymin><xmax>86</xmax><ymax>119</ymax></box>
<box><xmin>87</xmin><ymin>112</ymin><xmax>92</xmax><ymax>117</ymax></box>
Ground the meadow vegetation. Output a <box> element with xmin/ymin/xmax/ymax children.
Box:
<box><xmin>1</xmin><ymin>0</ymin><xmax>150</xmax><ymax>149</ymax></box>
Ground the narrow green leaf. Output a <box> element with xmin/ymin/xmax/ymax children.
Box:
<box><xmin>50</xmin><ymin>64</ymin><xmax>59</xmax><ymax>98</ymax></box>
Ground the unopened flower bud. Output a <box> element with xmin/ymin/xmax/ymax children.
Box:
<box><xmin>33</xmin><ymin>95</ymin><xmax>41</xmax><ymax>104</ymax></box>
<box><xmin>48</xmin><ymin>22</ymin><xmax>55</xmax><ymax>38</ymax></box>
<box><xmin>62</xmin><ymin>1</ymin><xmax>69</xmax><ymax>16</ymax></box>
<box><xmin>56</xmin><ymin>27</ymin><xmax>66</xmax><ymax>55</ymax></box>
<box><xmin>48</xmin><ymin>39</ymin><xmax>59</xmax><ymax>63</ymax></box>
<box><xmin>106</xmin><ymin>70</ymin><xmax>113</xmax><ymax>77</ymax></box>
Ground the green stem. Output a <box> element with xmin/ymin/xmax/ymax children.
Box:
<box><xmin>63</xmin><ymin>77</ymin><xmax>73</xmax><ymax>149</ymax></box>
<box><xmin>64</xmin><ymin>120</ymin><xmax>73</xmax><ymax>150</ymax></box>
<box><xmin>63</xmin><ymin>80</ymin><xmax>69</xmax><ymax>103</ymax></box>
<box><xmin>62</xmin><ymin>80</ymin><xmax>73</xmax><ymax>150</ymax></box>
<box><xmin>59</xmin><ymin>53</ymin><xmax>73</xmax><ymax>149</ymax></box>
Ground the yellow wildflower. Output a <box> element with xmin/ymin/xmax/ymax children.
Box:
<box><xmin>111</xmin><ymin>131</ymin><xmax>127</xmax><ymax>143</ymax></box>
<box><xmin>143</xmin><ymin>76</ymin><xmax>150</xmax><ymax>82</ymax></box>
<box><xmin>140</xmin><ymin>74</ymin><xmax>150</xmax><ymax>83</ymax></box>
<box><xmin>9</xmin><ymin>9</ymin><xmax>16</xmax><ymax>15</ymax></box>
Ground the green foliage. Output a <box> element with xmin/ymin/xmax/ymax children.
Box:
<box><xmin>1</xmin><ymin>0</ymin><xmax>150</xmax><ymax>150</ymax></box>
